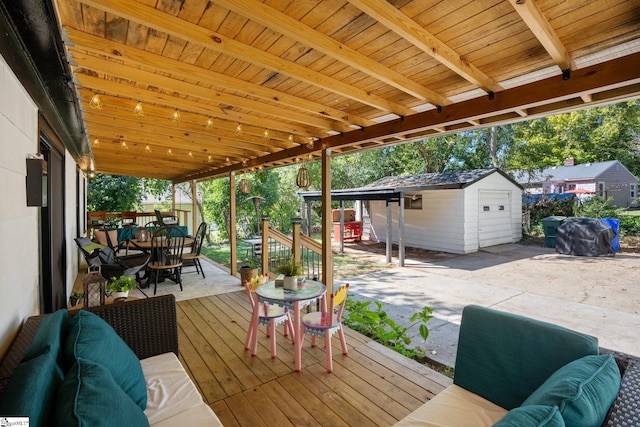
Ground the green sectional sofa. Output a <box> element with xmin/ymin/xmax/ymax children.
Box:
<box><xmin>395</xmin><ymin>305</ymin><xmax>639</xmax><ymax>426</ymax></box>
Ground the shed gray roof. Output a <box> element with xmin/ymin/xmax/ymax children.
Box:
<box><xmin>512</xmin><ymin>160</ymin><xmax>632</xmax><ymax>183</ymax></box>
<box><xmin>300</xmin><ymin>168</ymin><xmax>521</xmax><ymax>201</ymax></box>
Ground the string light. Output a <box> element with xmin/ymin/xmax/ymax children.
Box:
<box><xmin>206</xmin><ymin>117</ymin><xmax>214</xmax><ymax>130</ymax></box>
<box><xmin>167</xmin><ymin>148</ymin><xmax>173</xmax><ymax>156</ymax></box>
<box><xmin>89</xmin><ymin>94</ymin><xmax>103</xmax><ymax>109</ymax></box>
<box><xmin>307</xmin><ymin>137</ymin><xmax>314</xmax><ymax>149</ymax></box>
<box><xmin>225</xmin><ymin>157</ymin><xmax>231</xmax><ymax>165</ymax></box>
<box><xmin>288</xmin><ymin>134</ymin><xmax>294</xmax><ymax>143</ymax></box>
<box><xmin>263</xmin><ymin>129</ymin><xmax>270</xmax><ymax>140</ymax></box>
<box><xmin>188</xmin><ymin>151</ymin><xmax>194</xmax><ymax>158</ymax></box>
<box><xmin>171</xmin><ymin>109</ymin><xmax>181</xmax><ymax>123</ymax></box>
<box><xmin>145</xmin><ymin>144</ymin><xmax>152</xmax><ymax>153</ymax></box>
<box><xmin>133</xmin><ymin>101</ymin><xmax>144</xmax><ymax>117</ymax></box>
<box><xmin>92</xmin><ymin>138</ymin><xmax>100</xmax><ymax>147</ymax></box>
<box><xmin>208</xmin><ymin>155</ymin><xmax>213</xmax><ymax>163</ymax></box>
<box><xmin>120</xmin><ymin>140</ymin><xmax>128</xmax><ymax>150</ymax></box>
<box><xmin>235</xmin><ymin>123</ymin><xmax>243</xmax><ymax>135</ymax></box>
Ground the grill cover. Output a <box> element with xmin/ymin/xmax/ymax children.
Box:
<box><xmin>555</xmin><ymin>217</ymin><xmax>615</xmax><ymax>257</ymax></box>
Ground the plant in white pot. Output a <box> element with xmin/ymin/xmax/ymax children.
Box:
<box><xmin>274</xmin><ymin>258</ymin><xmax>304</xmax><ymax>290</ymax></box>
<box><xmin>106</xmin><ymin>275</ymin><xmax>137</xmax><ymax>299</ymax></box>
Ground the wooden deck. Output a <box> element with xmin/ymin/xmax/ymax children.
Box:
<box><xmin>176</xmin><ymin>290</ymin><xmax>452</xmax><ymax>426</ymax></box>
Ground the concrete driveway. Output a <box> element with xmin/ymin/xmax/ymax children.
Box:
<box><xmin>341</xmin><ymin>243</ymin><xmax>640</xmax><ymax>367</ymax></box>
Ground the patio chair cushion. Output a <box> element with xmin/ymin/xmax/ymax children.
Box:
<box><xmin>63</xmin><ymin>310</ymin><xmax>147</xmax><ymax>409</ymax></box>
<box><xmin>522</xmin><ymin>354</ymin><xmax>621</xmax><ymax>427</ymax></box>
<box><xmin>493</xmin><ymin>405</ymin><xmax>565</xmax><ymax>426</ymax></box>
<box><xmin>22</xmin><ymin>308</ymin><xmax>68</xmax><ymax>363</ymax></box>
<box><xmin>0</xmin><ymin>351</ymin><xmax>64</xmax><ymax>427</ymax></box>
<box><xmin>453</xmin><ymin>305</ymin><xmax>599</xmax><ymax>410</ymax></box>
<box><xmin>53</xmin><ymin>358</ymin><xmax>149</xmax><ymax>427</ymax></box>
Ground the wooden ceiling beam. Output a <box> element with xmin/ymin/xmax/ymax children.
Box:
<box><xmin>64</xmin><ymin>28</ymin><xmax>373</xmax><ymax>127</ymax></box>
<box><xmin>508</xmin><ymin>0</ymin><xmax>575</xmax><ymax>71</ymax></box>
<box><xmin>72</xmin><ymin>53</ymin><xmax>349</xmax><ymax>133</ymax></box>
<box><xmin>347</xmin><ymin>0</ymin><xmax>503</xmax><ymax>94</ymax></box>
<box><xmin>75</xmin><ymin>74</ymin><xmax>321</xmax><ymax>137</ymax></box>
<box><xmin>77</xmin><ymin>0</ymin><xmax>416</xmax><ymax>117</ymax></box>
<box><xmin>213</xmin><ymin>0</ymin><xmax>449</xmax><ymax>106</ymax></box>
<box><xmin>178</xmin><ymin>52</ymin><xmax>640</xmax><ymax>183</ymax></box>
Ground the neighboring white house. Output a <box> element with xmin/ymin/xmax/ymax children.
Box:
<box><xmin>512</xmin><ymin>159</ymin><xmax>639</xmax><ymax>207</ymax></box>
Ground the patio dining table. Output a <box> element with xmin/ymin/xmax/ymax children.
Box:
<box><xmin>116</xmin><ymin>225</ymin><xmax>188</xmax><ymax>243</ymax></box>
<box><xmin>255</xmin><ymin>280</ymin><xmax>326</xmax><ymax>371</ymax></box>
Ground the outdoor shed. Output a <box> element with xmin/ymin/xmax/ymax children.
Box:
<box><xmin>366</xmin><ymin>169</ymin><xmax>523</xmax><ymax>254</ymax></box>
<box><xmin>300</xmin><ymin>169</ymin><xmax>523</xmax><ymax>258</ymax></box>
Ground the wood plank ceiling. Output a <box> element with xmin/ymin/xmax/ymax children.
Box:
<box><xmin>53</xmin><ymin>0</ymin><xmax>640</xmax><ymax>183</ymax></box>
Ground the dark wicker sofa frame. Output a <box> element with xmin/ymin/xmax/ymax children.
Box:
<box><xmin>0</xmin><ymin>294</ymin><xmax>178</xmax><ymax>399</ymax></box>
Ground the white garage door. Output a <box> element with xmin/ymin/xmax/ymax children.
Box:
<box><xmin>478</xmin><ymin>191</ymin><xmax>512</xmax><ymax>248</ymax></box>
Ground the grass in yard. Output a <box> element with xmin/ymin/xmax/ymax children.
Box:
<box><xmin>201</xmin><ymin>241</ymin><xmax>391</xmax><ymax>277</ymax></box>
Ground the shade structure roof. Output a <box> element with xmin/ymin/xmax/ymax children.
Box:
<box><xmin>300</xmin><ymin>168</ymin><xmax>519</xmax><ymax>201</ymax></box>
<box><xmin>12</xmin><ymin>0</ymin><xmax>640</xmax><ymax>182</ymax></box>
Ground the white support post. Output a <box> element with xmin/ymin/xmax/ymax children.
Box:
<box><xmin>399</xmin><ymin>194</ymin><xmax>405</xmax><ymax>267</ymax></box>
<box><xmin>386</xmin><ymin>200</ymin><xmax>392</xmax><ymax>263</ymax></box>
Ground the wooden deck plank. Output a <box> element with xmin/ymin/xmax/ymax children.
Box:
<box><xmin>178</xmin><ymin>294</ymin><xmax>450</xmax><ymax>425</ymax></box>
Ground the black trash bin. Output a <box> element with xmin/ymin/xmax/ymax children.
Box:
<box><xmin>541</xmin><ymin>216</ymin><xmax>567</xmax><ymax>247</ymax></box>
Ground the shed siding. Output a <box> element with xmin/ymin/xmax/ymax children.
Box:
<box><xmin>368</xmin><ymin>172</ymin><xmax>522</xmax><ymax>255</ymax></box>
<box><xmin>595</xmin><ymin>163</ymin><xmax>638</xmax><ymax>207</ymax></box>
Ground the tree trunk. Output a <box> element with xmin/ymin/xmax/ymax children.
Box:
<box><xmin>489</xmin><ymin>126</ymin><xmax>499</xmax><ymax>167</ymax></box>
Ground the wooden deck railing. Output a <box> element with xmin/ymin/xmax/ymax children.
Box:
<box><xmin>259</xmin><ymin>217</ymin><xmax>325</xmax><ymax>285</ymax></box>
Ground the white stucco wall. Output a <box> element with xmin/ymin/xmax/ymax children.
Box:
<box><xmin>0</xmin><ymin>55</ymin><xmax>41</xmax><ymax>357</ymax></box>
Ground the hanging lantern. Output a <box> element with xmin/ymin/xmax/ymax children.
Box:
<box><xmin>296</xmin><ymin>165</ymin><xmax>311</xmax><ymax>188</ymax></box>
<box><xmin>82</xmin><ymin>265</ymin><xmax>107</xmax><ymax>308</ymax></box>
<box><xmin>239</xmin><ymin>178</ymin><xmax>251</xmax><ymax>194</ymax></box>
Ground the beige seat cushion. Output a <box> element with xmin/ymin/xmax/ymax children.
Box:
<box><xmin>141</xmin><ymin>352</ymin><xmax>222</xmax><ymax>426</ymax></box>
<box><xmin>394</xmin><ymin>384</ymin><xmax>508</xmax><ymax>427</ymax></box>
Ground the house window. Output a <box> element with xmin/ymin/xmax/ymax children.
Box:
<box><xmin>404</xmin><ymin>195</ymin><xmax>422</xmax><ymax>210</ymax></box>
<box><xmin>631</xmin><ymin>183</ymin><xmax>637</xmax><ymax>199</ymax></box>
<box><xmin>597</xmin><ymin>182</ymin><xmax>605</xmax><ymax>198</ymax></box>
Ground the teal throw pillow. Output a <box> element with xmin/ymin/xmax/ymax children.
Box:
<box><xmin>0</xmin><ymin>352</ymin><xmax>64</xmax><ymax>427</ymax></box>
<box><xmin>22</xmin><ymin>308</ymin><xmax>69</xmax><ymax>364</ymax></box>
<box><xmin>522</xmin><ymin>354</ymin><xmax>621</xmax><ymax>427</ymax></box>
<box><xmin>63</xmin><ymin>310</ymin><xmax>147</xmax><ymax>409</ymax></box>
<box><xmin>53</xmin><ymin>358</ymin><xmax>149</xmax><ymax>427</ymax></box>
<box><xmin>494</xmin><ymin>405</ymin><xmax>565</xmax><ymax>426</ymax></box>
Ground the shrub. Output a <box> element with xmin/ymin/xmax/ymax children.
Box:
<box><xmin>574</xmin><ymin>196</ymin><xmax>622</xmax><ymax>218</ymax></box>
<box><xmin>343</xmin><ymin>298</ymin><xmax>432</xmax><ymax>359</ymax></box>
<box><xmin>620</xmin><ymin>215</ymin><xmax>640</xmax><ymax>236</ymax></box>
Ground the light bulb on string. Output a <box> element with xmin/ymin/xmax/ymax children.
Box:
<box><xmin>235</xmin><ymin>123</ymin><xmax>243</xmax><ymax>135</ymax></box>
<box><xmin>206</xmin><ymin>116</ymin><xmax>214</xmax><ymax>130</ymax></box>
<box><xmin>171</xmin><ymin>109</ymin><xmax>181</xmax><ymax>123</ymax></box>
<box><xmin>263</xmin><ymin>129</ymin><xmax>270</xmax><ymax>140</ymax></box>
<box><xmin>145</xmin><ymin>144</ymin><xmax>152</xmax><ymax>153</ymax></box>
<box><xmin>92</xmin><ymin>138</ymin><xmax>100</xmax><ymax>147</ymax></box>
<box><xmin>133</xmin><ymin>101</ymin><xmax>144</xmax><ymax>117</ymax></box>
<box><xmin>89</xmin><ymin>94</ymin><xmax>103</xmax><ymax>109</ymax></box>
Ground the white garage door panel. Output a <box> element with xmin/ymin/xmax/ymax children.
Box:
<box><xmin>478</xmin><ymin>191</ymin><xmax>512</xmax><ymax>247</ymax></box>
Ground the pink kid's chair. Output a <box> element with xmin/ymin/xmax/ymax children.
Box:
<box><xmin>244</xmin><ymin>280</ymin><xmax>294</xmax><ymax>359</ymax></box>
<box><xmin>301</xmin><ymin>283</ymin><xmax>349</xmax><ymax>372</ymax></box>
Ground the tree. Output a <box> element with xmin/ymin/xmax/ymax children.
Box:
<box><xmin>87</xmin><ymin>174</ymin><xmax>143</xmax><ymax>212</ymax></box>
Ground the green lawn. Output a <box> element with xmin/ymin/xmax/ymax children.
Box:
<box><xmin>201</xmin><ymin>241</ymin><xmax>390</xmax><ymax>278</ymax></box>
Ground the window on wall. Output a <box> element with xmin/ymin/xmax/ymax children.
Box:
<box><xmin>404</xmin><ymin>194</ymin><xmax>422</xmax><ymax>210</ymax></box>
<box><xmin>631</xmin><ymin>183</ymin><xmax>637</xmax><ymax>199</ymax></box>
<box><xmin>597</xmin><ymin>182</ymin><xmax>606</xmax><ymax>198</ymax></box>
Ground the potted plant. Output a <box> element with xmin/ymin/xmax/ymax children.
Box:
<box><xmin>106</xmin><ymin>275</ymin><xmax>137</xmax><ymax>299</ymax></box>
<box><xmin>239</xmin><ymin>257</ymin><xmax>259</xmax><ymax>284</ymax></box>
<box><xmin>69</xmin><ymin>290</ymin><xmax>83</xmax><ymax>307</ymax></box>
<box><xmin>274</xmin><ymin>258</ymin><xmax>304</xmax><ymax>290</ymax></box>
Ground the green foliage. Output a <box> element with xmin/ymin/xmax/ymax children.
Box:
<box><xmin>87</xmin><ymin>174</ymin><xmax>143</xmax><ymax>212</ymax></box>
<box><xmin>620</xmin><ymin>215</ymin><xmax>640</xmax><ymax>236</ymax></box>
<box><xmin>574</xmin><ymin>196</ymin><xmax>622</xmax><ymax>219</ymax></box>
<box><xmin>106</xmin><ymin>275</ymin><xmax>137</xmax><ymax>293</ymax></box>
<box><xmin>274</xmin><ymin>257</ymin><xmax>303</xmax><ymax>276</ymax></box>
<box><xmin>528</xmin><ymin>195</ymin><xmax>575</xmax><ymax>222</ymax></box>
<box><xmin>343</xmin><ymin>299</ymin><xmax>433</xmax><ymax>358</ymax></box>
